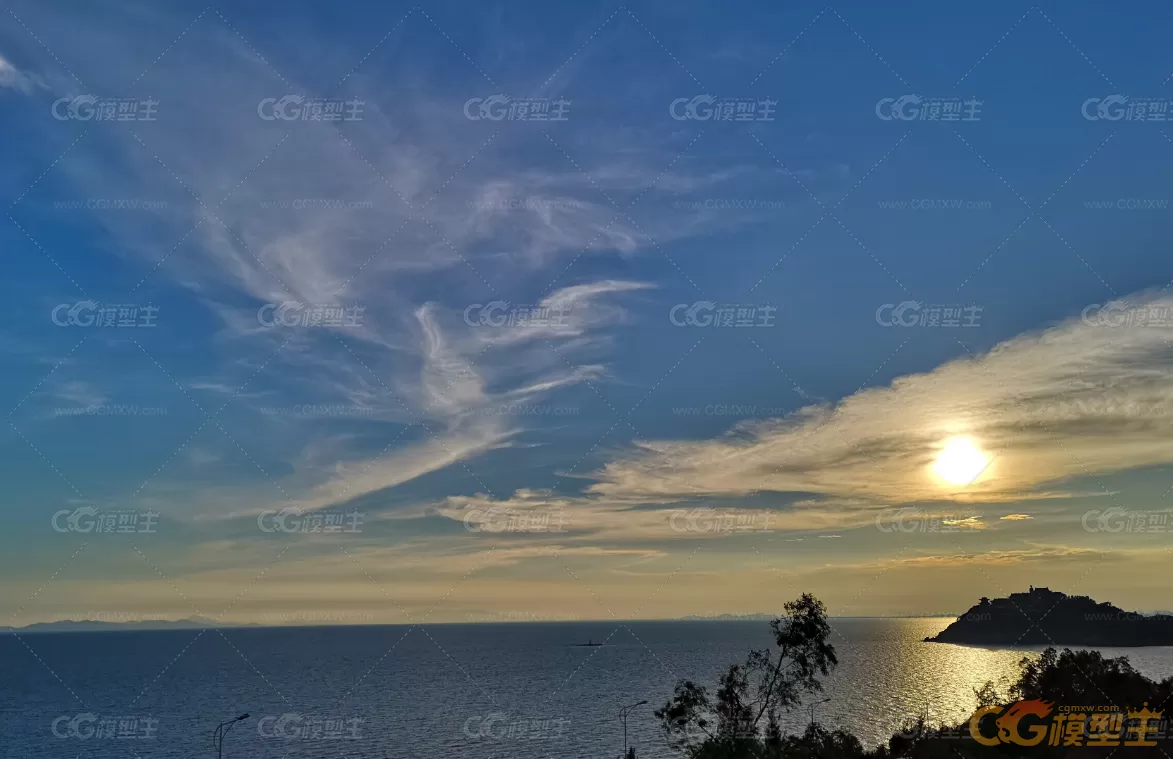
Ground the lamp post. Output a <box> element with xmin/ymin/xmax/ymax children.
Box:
<box><xmin>213</xmin><ymin>713</ymin><xmax>249</xmax><ymax>759</ymax></box>
<box><xmin>808</xmin><ymin>698</ymin><xmax>831</xmax><ymax>728</ymax></box>
<box><xmin>620</xmin><ymin>700</ymin><xmax>647</xmax><ymax>759</ymax></box>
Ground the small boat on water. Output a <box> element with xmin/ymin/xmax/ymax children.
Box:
<box><xmin>572</xmin><ymin>639</ymin><xmax>602</xmax><ymax>647</ymax></box>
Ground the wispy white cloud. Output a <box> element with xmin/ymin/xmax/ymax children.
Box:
<box><xmin>49</xmin><ymin>380</ymin><xmax>107</xmax><ymax>409</ymax></box>
<box><xmin>410</xmin><ymin>291</ymin><xmax>1173</xmax><ymax>548</ymax></box>
<box><xmin>195</xmin><ymin>279</ymin><xmax>649</xmax><ymax>522</ymax></box>
<box><xmin>4</xmin><ymin>4</ymin><xmax>700</xmax><ymax>532</ymax></box>
<box><xmin>0</xmin><ymin>52</ymin><xmax>45</xmax><ymax>93</ymax></box>
<box><xmin>581</xmin><ymin>291</ymin><xmax>1173</xmax><ymax>506</ymax></box>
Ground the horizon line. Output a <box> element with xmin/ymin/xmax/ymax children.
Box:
<box><xmin>0</xmin><ymin>614</ymin><xmax>995</xmax><ymax>633</ymax></box>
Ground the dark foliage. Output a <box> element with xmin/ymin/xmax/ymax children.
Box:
<box><xmin>656</xmin><ymin>594</ymin><xmax>1173</xmax><ymax>759</ymax></box>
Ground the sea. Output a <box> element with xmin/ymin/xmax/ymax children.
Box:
<box><xmin>3</xmin><ymin>618</ymin><xmax>1172</xmax><ymax>759</ymax></box>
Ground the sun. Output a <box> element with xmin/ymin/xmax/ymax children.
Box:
<box><xmin>933</xmin><ymin>437</ymin><xmax>989</xmax><ymax>486</ymax></box>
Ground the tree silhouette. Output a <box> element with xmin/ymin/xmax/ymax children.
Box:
<box><xmin>655</xmin><ymin>593</ymin><xmax>837</xmax><ymax>757</ymax></box>
<box><xmin>655</xmin><ymin>596</ymin><xmax>1173</xmax><ymax>759</ymax></box>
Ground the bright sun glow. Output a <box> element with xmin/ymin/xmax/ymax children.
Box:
<box><xmin>933</xmin><ymin>437</ymin><xmax>989</xmax><ymax>486</ymax></box>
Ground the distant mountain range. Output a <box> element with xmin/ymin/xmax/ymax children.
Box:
<box><xmin>926</xmin><ymin>587</ymin><xmax>1173</xmax><ymax>647</ymax></box>
<box><xmin>10</xmin><ymin>617</ymin><xmax>252</xmax><ymax>633</ymax></box>
<box><xmin>11</xmin><ymin>603</ymin><xmax>1173</xmax><ymax>633</ymax></box>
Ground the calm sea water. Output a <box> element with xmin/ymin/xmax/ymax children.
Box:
<box><xmin>3</xmin><ymin>618</ymin><xmax>1172</xmax><ymax>759</ymax></box>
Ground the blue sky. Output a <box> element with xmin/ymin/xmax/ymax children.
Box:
<box><xmin>2</xmin><ymin>0</ymin><xmax>1173</xmax><ymax>625</ymax></box>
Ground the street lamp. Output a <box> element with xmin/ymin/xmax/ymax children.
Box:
<box><xmin>808</xmin><ymin>698</ymin><xmax>831</xmax><ymax>727</ymax></box>
<box><xmin>620</xmin><ymin>700</ymin><xmax>647</xmax><ymax>759</ymax></box>
<box><xmin>213</xmin><ymin>713</ymin><xmax>249</xmax><ymax>759</ymax></box>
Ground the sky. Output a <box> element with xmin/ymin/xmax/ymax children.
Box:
<box><xmin>2</xmin><ymin>0</ymin><xmax>1173</xmax><ymax>627</ymax></box>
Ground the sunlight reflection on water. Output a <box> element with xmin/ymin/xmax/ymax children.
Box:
<box><xmin>811</xmin><ymin>618</ymin><xmax>1173</xmax><ymax>746</ymax></box>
